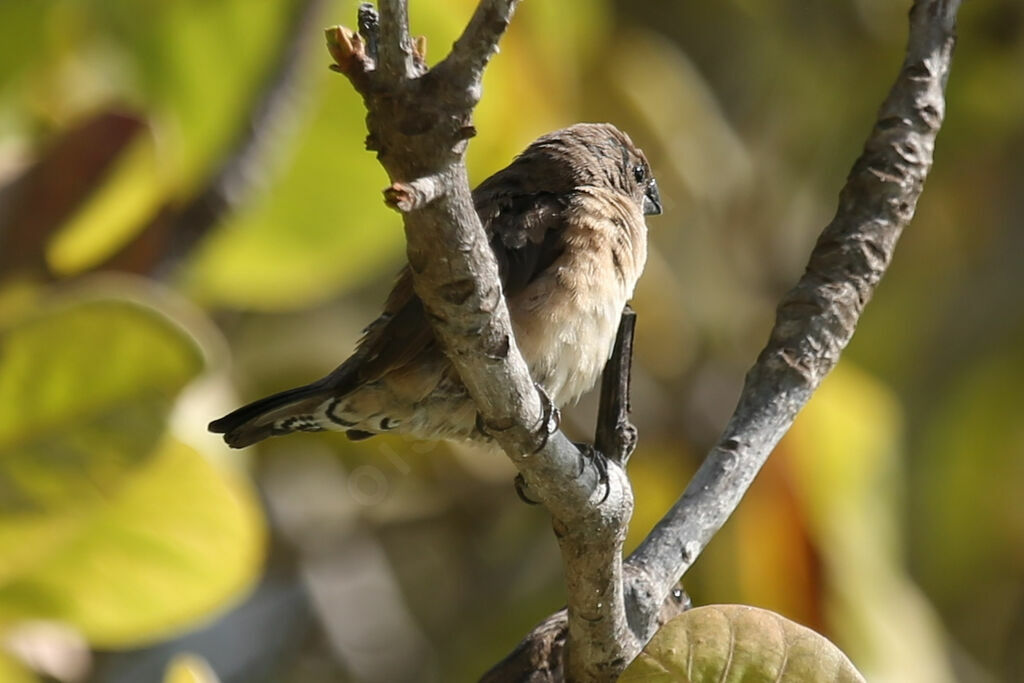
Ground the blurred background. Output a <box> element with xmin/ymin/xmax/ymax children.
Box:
<box><xmin>0</xmin><ymin>0</ymin><xmax>1022</xmax><ymax>681</ymax></box>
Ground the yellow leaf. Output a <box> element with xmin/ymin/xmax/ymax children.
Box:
<box><xmin>0</xmin><ymin>439</ymin><xmax>265</xmax><ymax>648</ymax></box>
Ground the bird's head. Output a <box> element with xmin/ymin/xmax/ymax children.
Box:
<box><xmin>518</xmin><ymin>123</ymin><xmax>662</xmax><ymax>217</ymax></box>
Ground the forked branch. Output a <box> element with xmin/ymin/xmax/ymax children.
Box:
<box><xmin>486</xmin><ymin>0</ymin><xmax>963</xmax><ymax>677</ymax></box>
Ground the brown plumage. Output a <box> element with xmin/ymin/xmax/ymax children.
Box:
<box><xmin>209</xmin><ymin>123</ymin><xmax>661</xmax><ymax>448</ymax></box>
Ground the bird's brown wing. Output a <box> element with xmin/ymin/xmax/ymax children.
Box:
<box><xmin>480</xmin><ymin>190</ymin><xmax>568</xmax><ymax>294</ymax></box>
<box><xmin>347</xmin><ymin>270</ymin><xmax>431</xmax><ymax>385</ymax></box>
<box><xmin>342</xmin><ymin>186</ymin><xmax>570</xmax><ymax>387</ymax></box>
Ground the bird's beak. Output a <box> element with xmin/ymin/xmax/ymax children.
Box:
<box><xmin>643</xmin><ymin>180</ymin><xmax>663</xmax><ymax>216</ymax></box>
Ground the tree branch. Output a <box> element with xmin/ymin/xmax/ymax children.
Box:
<box><xmin>483</xmin><ymin>0</ymin><xmax>962</xmax><ymax>677</ymax></box>
<box><xmin>326</xmin><ymin>1</ymin><xmax>636</xmax><ymax>678</ymax></box>
<box><xmin>437</xmin><ymin>0</ymin><xmax>518</xmax><ymax>105</ymax></box>
<box><xmin>513</xmin><ymin>308</ymin><xmax>645</xmax><ymax>677</ymax></box>
<box><xmin>481</xmin><ymin>589</ymin><xmax>691</xmax><ymax>683</ymax></box>
<box><xmin>624</xmin><ymin>0</ymin><xmax>962</xmax><ymax>641</ymax></box>
<box><xmin>555</xmin><ymin>308</ymin><xmax>642</xmax><ymax>677</ymax></box>
<box><xmin>376</xmin><ymin>0</ymin><xmax>418</xmax><ymax>79</ymax></box>
<box><xmin>595</xmin><ymin>307</ymin><xmax>638</xmax><ymax>465</ymax></box>
<box><xmin>481</xmin><ymin>610</ymin><xmax>568</xmax><ymax>683</ymax></box>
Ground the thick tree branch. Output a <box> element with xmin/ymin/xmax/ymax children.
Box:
<box><xmin>624</xmin><ymin>0</ymin><xmax>962</xmax><ymax>640</ymax></box>
<box><xmin>326</xmin><ymin>2</ymin><xmax>635</xmax><ymax>678</ymax></box>
<box><xmin>484</xmin><ymin>0</ymin><xmax>961</xmax><ymax>677</ymax></box>
<box><xmin>556</xmin><ymin>309</ymin><xmax>642</xmax><ymax>677</ymax></box>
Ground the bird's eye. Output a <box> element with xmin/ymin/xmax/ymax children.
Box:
<box><xmin>633</xmin><ymin>164</ymin><xmax>646</xmax><ymax>183</ymax></box>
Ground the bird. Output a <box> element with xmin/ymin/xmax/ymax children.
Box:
<box><xmin>209</xmin><ymin>123</ymin><xmax>661</xmax><ymax>449</ymax></box>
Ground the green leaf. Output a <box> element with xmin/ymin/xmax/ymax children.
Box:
<box><xmin>0</xmin><ymin>298</ymin><xmax>203</xmax><ymax>518</ymax></box>
<box><xmin>82</xmin><ymin>0</ymin><xmax>291</xmax><ymax>187</ymax></box>
<box><xmin>184</xmin><ymin>76</ymin><xmax>404</xmax><ymax>309</ymax></box>
<box><xmin>621</xmin><ymin>604</ymin><xmax>865</xmax><ymax>683</ymax></box>
<box><xmin>0</xmin><ymin>294</ymin><xmax>263</xmax><ymax>647</ymax></box>
<box><xmin>0</xmin><ymin>438</ymin><xmax>265</xmax><ymax>647</ymax></box>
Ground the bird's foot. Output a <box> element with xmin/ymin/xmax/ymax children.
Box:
<box><xmin>472</xmin><ymin>383</ymin><xmax>559</xmax><ymax>451</ymax></box>
<box><xmin>531</xmin><ymin>382</ymin><xmax>560</xmax><ymax>454</ymax></box>
<box><xmin>573</xmin><ymin>441</ymin><xmax>611</xmax><ymax>504</ymax></box>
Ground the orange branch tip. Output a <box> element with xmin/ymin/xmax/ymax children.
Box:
<box><xmin>414</xmin><ymin>35</ymin><xmax>428</xmax><ymax>62</ymax></box>
<box><xmin>325</xmin><ymin>25</ymin><xmax>373</xmax><ymax>81</ymax></box>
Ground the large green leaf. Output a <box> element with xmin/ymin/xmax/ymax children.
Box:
<box><xmin>621</xmin><ymin>604</ymin><xmax>865</xmax><ymax>683</ymax></box>
<box><xmin>0</xmin><ymin>438</ymin><xmax>265</xmax><ymax>647</ymax></box>
<box><xmin>0</xmin><ymin>298</ymin><xmax>203</xmax><ymax>518</ymax></box>
<box><xmin>0</xmin><ymin>294</ymin><xmax>264</xmax><ymax>648</ymax></box>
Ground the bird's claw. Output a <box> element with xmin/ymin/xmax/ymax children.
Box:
<box><xmin>573</xmin><ymin>441</ymin><xmax>611</xmax><ymax>504</ymax></box>
<box><xmin>531</xmin><ymin>382</ymin><xmax>560</xmax><ymax>454</ymax></box>
<box><xmin>473</xmin><ymin>383</ymin><xmax>559</xmax><ymax>450</ymax></box>
<box><xmin>513</xmin><ymin>474</ymin><xmax>541</xmax><ymax>505</ymax></box>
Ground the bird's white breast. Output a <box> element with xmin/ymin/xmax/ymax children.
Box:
<box><xmin>509</xmin><ymin>188</ymin><xmax>648</xmax><ymax>407</ymax></box>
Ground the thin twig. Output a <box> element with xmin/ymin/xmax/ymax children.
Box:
<box><xmin>357</xmin><ymin>3</ymin><xmax>381</xmax><ymax>62</ymax></box>
<box><xmin>594</xmin><ymin>307</ymin><xmax>638</xmax><ymax>465</ymax></box>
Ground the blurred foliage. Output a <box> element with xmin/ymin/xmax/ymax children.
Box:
<box><xmin>0</xmin><ymin>294</ymin><xmax>264</xmax><ymax>674</ymax></box>
<box><xmin>1</xmin><ymin>0</ymin><xmax>1022</xmax><ymax>681</ymax></box>
<box><xmin>0</xmin><ymin>655</ymin><xmax>36</xmax><ymax>683</ymax></box>
<box><xmin>0</xmin><ymin>299</ymin><xmax>201</xmax><ymax>513</ymax></box>
<box><xmin>621</xmin><ymin>604</ymin><xmax>865</xmax><ymax>682</ymax></box>
<box><xmin>163</xmin><ymin>654</ymin><xmax>219</xmax><ymax>683</ymax></box>
<box><xmin>0</xmin><ymin>437</ymin><xmax>263</xmax><ymax>647</ymax></box>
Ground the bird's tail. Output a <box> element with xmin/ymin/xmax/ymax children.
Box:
<box><xmin>208</xmin><ymin>382</ymin><xmax>331</xmax><ymax>449</ymax></box>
